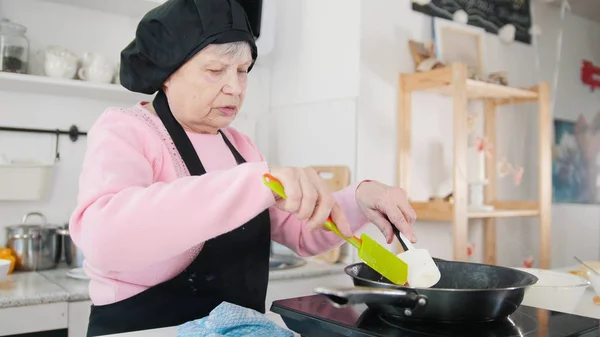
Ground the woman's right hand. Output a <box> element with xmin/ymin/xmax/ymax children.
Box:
<box><xmin>268</xmin><ymin>166</ymin><xmax>353</xmax><ymax>238</ymax></box>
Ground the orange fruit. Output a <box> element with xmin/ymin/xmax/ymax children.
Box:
<box><xmin>0</xmin><ymin>248</ymin><xmax>12</xmax><ymax>258</ymax></box>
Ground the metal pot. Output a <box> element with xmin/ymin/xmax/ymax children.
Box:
<box><xmin>5</xmin><ymin>212</ymin><xmax>62</xmax><ymax>271</ymax></box>
<box><xmin>58</xmin><ymin>224</ymin><xmax>84</xmax><ymax>268</ymax></box>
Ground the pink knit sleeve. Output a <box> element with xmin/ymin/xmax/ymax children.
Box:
<box><xmin>269</xmin><ymin>185</ymin><xmax>370</xmax><ymax>257</ymax></box>
<box><xmin>234</xmin><ymin>135</ymin><xmax>371</xmax><ymax>257</ymax></box>
<box><xmin>69</xmin><ymin>110</ymin><xmax>276</xmax><ymax>272</ymax></box>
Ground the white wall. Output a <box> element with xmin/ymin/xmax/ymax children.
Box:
<box><xmin>0</xmin><ymin>0</ymin><xmax>271</xmax><ymax>244</ymax></box>
<box><xmin>539</xmin><ymin>5</ymin><xmax>600</xmax><ymax>267</ymax></box>
<box><xmin>354</xmin><ymin>0</ymin><xmax>600</xmax><ymax>267</ymax></box>
<box><xmin>267</xmin><ymin>0</ymin><xmax>361</xmax><ymax>172</ymax></box>
<box><xmin>268</xmin><ymin>0</ymin><xmax>600</xmax><ymax>267</ymax></box>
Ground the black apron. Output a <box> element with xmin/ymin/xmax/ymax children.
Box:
<box><xmin>86</xmin><ymin>90</ymin><xmax>271</xmax><ymax>337</ymax></box>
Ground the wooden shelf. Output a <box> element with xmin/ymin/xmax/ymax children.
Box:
<box><xmin>401</xmin><ymin>66</ymin><xmax>539</xmax><ymax>102</ymax></box>
<box><xmin>41</xmin><ymin>0</ymin><xmax>164</xmax><ymax>17</ymax></box>
<box><xmin>397</xmin><ymin>63</ymin><xmax>552</xmax><ymax>268</ymax></box>
<box><xmin>411</xmin><ymin>201</ymin><xmax>540</xmax><ymax>222</ymax></box>
<box><xmin>0</xmin><ymin>72</ymin><xmax>152</xmax><ymax>103</ymax></box>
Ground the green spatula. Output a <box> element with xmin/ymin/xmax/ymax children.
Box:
<box><xmin>262</xmin><ymin>173</ymin><xmax>409</xmax><ymax>285</ymax></box>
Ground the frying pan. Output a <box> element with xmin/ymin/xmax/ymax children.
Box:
<box><xmin>314</xmin><ymin>259</ymin><xmax>538</xmax><ymax>323</ymax></box>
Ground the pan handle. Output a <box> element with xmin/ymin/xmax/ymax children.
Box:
<box><xmin>314</xmin><ymin>286</ymin><xmax>427</xmax><ymax>309</ymax></box>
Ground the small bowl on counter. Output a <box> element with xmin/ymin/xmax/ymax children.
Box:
<box><xmin>514</xmin><ymin>267</ymin><xmax>590</xmax><ymax>313</ymax></box>
<box><xmin>575</xmin><ymin>261</ymin><xmax>600</xmax><ymax>280</ymax></box>
<box><xmin>0</xmin><ymin>260</ymin><xmax>10</xmax><ymax>282</ymax></box>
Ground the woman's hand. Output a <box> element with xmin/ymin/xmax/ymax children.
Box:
<box><xmin>268</xmin><ymin>166</ymin><xmax>353</xmax><ymax>237</ymax></box>
<box><xmin>355</xmin><ymin>181</ymin><xmax>417</xmax><ymax>244</ymax></box>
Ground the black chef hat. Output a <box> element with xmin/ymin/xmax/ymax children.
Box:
<box><xmin>120</xmin><ymin>0</ymin><xmax>258</xmax><ymax>95</ymax></box>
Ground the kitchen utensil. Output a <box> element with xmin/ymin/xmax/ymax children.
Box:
<box><xmin>59</xmin><ymin>224</ymin><xmax>85</xmax><ymax>268</ymax></box>
<box><xmin>314</xmin><ymin>259</ymin><xmax>538</xmax><ymax>322</ymax></box>
<box><xmin>575</xmin><ymin>256</ymin><xmax>600</xmax><ymax>275</ymax></box>
<box><xmin>311</xmin><ymin>166</ymin><xmax>351</xmax><ymax>264</ymax></box>
<box><xmin>66</xmin><ymin>267</ymin><xmax>90</xmax><ymax>280</ymax></box>
<box><xmin>0</xmin><ymin>19</ymin><xmax>30</xmax><ymax>74</ymax></box>
<box><xmin>262</xmin><ymin>173</ymin><xmax>408</xmax><ymax>285</ymax></box>
<box><xmin>392</xmin><ymin>226</ymin><xmax>409</xmax><ymax>252</ymax></box>
<box><xmin>0</xmin><ymin>161</ymin><xmax>54</xmax><ymax>200</ymax></box>
<box><xmin>78</xmin><ymin>52</ymin><xmax>115</xmax><ymax>83</ymax></box>
<box><xmin>5</xmin><ymin>212</ymin><xmax>62</xmax><ymax>271</ymax></box>
<box><xmin>513</xmin><ymin>267</ymin><xmax>589</xmax><ymax>313</ymax></box>
<box><xmin>392</xmin><ymin>226</ymin><xmax>440</xmax><ymax>288</ymax></box>
<box><xmin>40</xmin><ymin>45</ymin><xmax>78</xmax><ymax>79</ymax></box>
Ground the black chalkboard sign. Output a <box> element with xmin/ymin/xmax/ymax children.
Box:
<box><xmin>412</xmin><ymin>0</ymin><xmax>532</xmax><ymax>44</ymax></box>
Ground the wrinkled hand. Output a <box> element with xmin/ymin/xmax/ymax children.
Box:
<box><xmin>268</xmin><ymin>166</ymin><xmax>352</xmax><ymax>237</ymax></box>
<box><xmin>355</xmin><ymin>181</ymin><xmax>417</xmax><ymax>244</ymax></box>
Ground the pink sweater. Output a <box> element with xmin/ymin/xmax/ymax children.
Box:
<box><xmin>69</xmin><ymin>103</ymin><xmax>370</xmax><ymax>305</ymax></box>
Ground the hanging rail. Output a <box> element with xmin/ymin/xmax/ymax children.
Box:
<box><xmin>0</xmin><ymin>125</ymin><xmax>86</xmax><ymax>141</ymax></box>
<box><xmin>0</xmin><ymin>124</ymin><xmax>87</xmax><ymax>162</ymax></box>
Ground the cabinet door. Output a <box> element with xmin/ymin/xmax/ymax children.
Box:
<box><xmin>68</xmin><ymin>301</ymin><xmax>91</xmax><ymax>337</ymax></box>
<box><xmin>0</xmin><ymin>303</ymin><xmax>67</xmax><ymax>336</ymax></box>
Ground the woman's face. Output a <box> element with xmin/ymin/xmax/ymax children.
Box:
<box><xmin>163</xmin><ymin>42</ymin><xmax>253</xmax><ymax>134</ymax></box>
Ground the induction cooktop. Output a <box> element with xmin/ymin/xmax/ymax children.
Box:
<box><xmin>270</xmin><ymin>294</ymin><xmax>600</xmax><ymax>337</ymax></box>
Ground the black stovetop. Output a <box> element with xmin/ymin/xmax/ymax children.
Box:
<box><xmin>270</xmin><ymin>295</ymin><xmax>600</xmax><ymax>337</ymax></box>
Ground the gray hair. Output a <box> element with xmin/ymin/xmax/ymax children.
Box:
<box><xmin>212</xmin><ymin>41</ymin><xmax>252</xmax><ymax>59</ymax></box>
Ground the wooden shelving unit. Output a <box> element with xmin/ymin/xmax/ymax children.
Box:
<box><xmin>397</xmin><ymin>63</ymin><xmax>551</xmax><ymax>269</ymax></box>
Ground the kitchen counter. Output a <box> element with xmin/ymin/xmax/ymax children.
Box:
<box><xmin>0</xmin><ymin>270</ymin><xmax>69</xmax><ymax>307</ymax></box>
<box><xmin>0</xmin><ymin>258</ymin><xmax>347</xmax><ymax>308</ymax></box>
<box><xmin>96</xmin><ymin>286</ymin><xmax>600</xmax><ymax>337</ymax></box>
<box><xmin>269</xmin><ymin>258</ymin><xmax>347</xmax><ymax>281</ymax></box>
<box><xmin>38</xmin><ymin>268</ymin><xmax>91</xmax><ymax>301</ymax></box>
<box><xmin>99</xmin><ymin>266</ymin><xmax>600</xmax><ymax>337</ymax></box>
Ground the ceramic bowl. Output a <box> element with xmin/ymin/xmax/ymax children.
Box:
<box><xmin>0</xmin><ymin>260</ymin><xmax>10</xmax><ymax>282</ymax></box>
<box><xmin>514</xmin><ymin>267</ymin><xmax>589</xmax><ymax>313</ymax></box>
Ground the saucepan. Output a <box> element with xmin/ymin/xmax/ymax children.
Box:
<box><xmin>5</xmin><ymin>212</ymin><xmax>62</xmax><ymax>271</ymax></box>
<box><xmin>314</xmin><ymin>259</ymin><xmax>539</xmax><ymax>322</ymax></box>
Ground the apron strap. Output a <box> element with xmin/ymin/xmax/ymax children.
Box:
<box><xmin>153</xmin><ymin>90</ymin><xmax>206</xmax><ymax>176</ymax></box>
<box><xmin>218</xmin><ymin>130</ymin><xmax>246</xmax><ymax>165</ymax></box>
<box><xmin>153</xmin><ymin>90</ymin><xmax>246</xmax><ymax>174</ymax></box>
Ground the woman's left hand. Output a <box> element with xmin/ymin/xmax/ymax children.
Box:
<box><xmin>355</xmin><ymin>181</ymin><xmax>417</xmax><ymax>244</ymax></box>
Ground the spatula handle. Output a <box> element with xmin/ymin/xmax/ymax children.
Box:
<box><xmin>262</xmin><ymin>173</ymin><xmax>362</xmax><ymax>249</ymax></box>
<box><xmin>322</xmin><ymin>218</ymin><xmax>362</xmax><ymax>249</ymax></box>
<box><xmin>392</xmin><ymin>226</ymin><xmax>409</xmax><ymax>252</ymax></box>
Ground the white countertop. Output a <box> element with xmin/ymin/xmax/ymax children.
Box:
<box><xmin>99</xmin><ymin>288</ymin><xmax>600</xmax><ymax>337</ymax></box>
<box><xmin>6</xmin><ymin>262</ymin><xmax>600</xmax><ymax>337</ymax></box>
<box><xmin>0</xmin><ymin>270</ymin><xmax>68</xmax><ymax>307</ymax></box>
<box><xmin>96</xmin><ymin>266</ymin><xmax>600</xmax><ymax>337</ymax></box>
<box><xmin>0</xmin><ymin>258</ymin><xmax>346</xmax><ymax>308</ymax></box>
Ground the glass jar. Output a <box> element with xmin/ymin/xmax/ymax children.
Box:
<box><xmin>0</xmin><ymin>19</ymin><xmax>30</xmax><ymax>74</ymax></box>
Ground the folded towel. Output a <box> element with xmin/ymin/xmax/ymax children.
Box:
<box><xmin>177</xmin><ymin>302</ymin><xmax>294</xmax><ymax>337</ymax></box>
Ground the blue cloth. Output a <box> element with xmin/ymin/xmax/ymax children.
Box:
<box><xmin>177</xmin><ymin>302</ymin><xmax>294</xmax><ymax>337</ymax></box>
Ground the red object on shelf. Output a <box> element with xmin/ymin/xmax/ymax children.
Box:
<box><xmin>466</xmin><ymin>243</ymin><xmax>475</xmax><ymax>257</ymax></box>
<box><xmin>581</xmin><ymin>60</ymin><xmax>600</xmax><ymax>92</ymax></box>
<box><xmin>522</xmin><ymin>255</ymin><xmax>534</xmax><ymax>268</ymax></box>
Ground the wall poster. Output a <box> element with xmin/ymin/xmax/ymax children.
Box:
<box><xmin>412</xmin><ymin>0</ymin><xmax>532</xmax><ymax>44</ymax></box>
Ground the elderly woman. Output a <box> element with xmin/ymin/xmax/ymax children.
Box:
<box><xmin>69</xmin><ymin>0</ymin><xmax>417</xmax><ymax>336</ymax></box>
